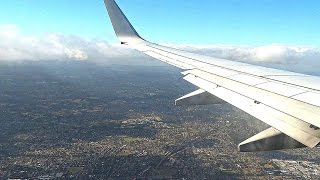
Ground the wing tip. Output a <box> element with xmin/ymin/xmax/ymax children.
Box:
<box><xmin>104</xmin><ymin>0</ymin><xmax>145</xmax><ymax>44</ymax></box>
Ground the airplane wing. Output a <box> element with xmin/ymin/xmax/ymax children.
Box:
<box><xmin>104</xmin><ymin>0</ymin><xmax>320</xmax><ymax>152</ymax></box>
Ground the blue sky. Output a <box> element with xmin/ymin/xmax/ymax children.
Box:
<box><xmin>0</xmin><ymin>0</ymin><xmax>320</xmax><ymax>46</ymax></box>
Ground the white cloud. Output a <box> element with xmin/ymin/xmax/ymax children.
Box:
<box><xmin>177</xmin><ymin>44</ymin><xmax>320</xmax><ymax>75</ymax></box>
<box><xmin>177</xmin><ymin>44</ymin><xmax>319</xmax><ymax>64</ymax></box>
<box><xmin>0</xmin><ymin>24</ymin><xmax>19</xmax><ymax>38</ymax></box>
<box><xmin>0</xmin><ymin>24</ymin><xmax>320</xmax><ymax>74</ymax></box>
<box><xmin>0</xmin><ymin>24</ymin><xmax>140</xmax><ymax>62</ymax></box>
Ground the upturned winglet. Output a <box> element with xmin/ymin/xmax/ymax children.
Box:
<box><xmin>104</xmin><ymin>0</ymin><xmax>145</xmax><ymax>44</ymax></box>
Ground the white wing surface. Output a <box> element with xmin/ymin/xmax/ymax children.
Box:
<box><xmin>104</xmin><ymin>0</ymin><xmax>320</xmax><ymax>152</ymax></box>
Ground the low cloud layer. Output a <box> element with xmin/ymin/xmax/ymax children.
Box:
<box><xmin>179</xmin><ymin>44</ymin><xmax>320</xmax><ymax>64</ymax></box>
<box><xmin>178</xmin><ymin>44</ymin><xmax>320</xmax><ymax>75</ymax></box>
<box><xmin>1</xmin><ymin>24</ymin><xmax>320</xmax><ymax>74</ymax></box>
<box><xmin>0</xmin><ymin>24</ymin><xmax>140</xmax><ymax>62</ymax></box>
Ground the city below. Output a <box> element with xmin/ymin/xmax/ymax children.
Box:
<box><xmin>0</xmin><ymin>61</ymin><xmax>319</xmax><ymax>179</ymax></box>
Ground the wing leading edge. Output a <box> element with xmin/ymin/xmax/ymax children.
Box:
<box><xmin>104</xmin><ymin>0</ymin><xmax>320</xmax><ymax>152</ymax></box>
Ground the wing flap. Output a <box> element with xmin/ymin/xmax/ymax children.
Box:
<box><xmin>239</xmin><ymin>127</ymin><xmax>306</xmax><ymax>152</ymax></box>
<box><xmin>175</xmin><ymin>89</ymin><xmax>225</xmax><ymax>106</ymax></box>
